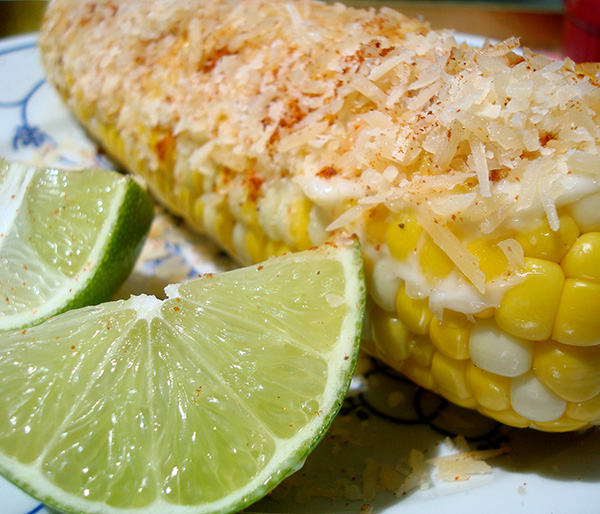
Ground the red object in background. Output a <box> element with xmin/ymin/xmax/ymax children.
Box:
<box><xmin>563</xmin><ymin>0</ymin><xmax>600</xmax><ymax>62</ymax></box>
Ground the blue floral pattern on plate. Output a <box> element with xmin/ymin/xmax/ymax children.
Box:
<box><xmin>0</xmin><ymin>40</ymin><xmax>51</xmax><ymax>153</ymax></box>
<box><xmin>1</xmin><ymin>33</ymin><xmax>600</xmax><ymax>514</ymax></box>
<box><xmin>0</xmin><ymin>74</ymin><xmax>53</xmax><ymax>151</ymax></box>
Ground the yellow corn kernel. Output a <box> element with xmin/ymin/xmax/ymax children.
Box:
<box><xmin>441</xmin><ymin>391</ymin><xmax>478</xmax><ymax>409</ymax></box>
<box><xmin>240</xmin><ymin>199</ymin><xmax>260</xmax><ymax>232</ymax></box>
<box><xmin>263</xmin><ymin>238</ymin><xmax>289</xmax><ymax>258</ymax></box>
<box><xmin>288</xmin><ymin>198</ymin><xmax>312</xmax><ymax>250</ymax></box>
<box><xmin>74</xmin><ymin>88</ymin><xmax>96</xmax><ymax>121</ymax></box>
<box><xmin>408</xmin><ymin>336</ymin><xmax>435</xmax><ymax>368</ymax></box>
<box><xmin>419</xmin><ymin>234</ymin><xmax>455</xmax><ymax>280</ymax></box>
<box><xmin>479</xmin><ymin>407</ymin><xmax>530</xmax><ymax>428</ymax></box>
<box><xmin>364</xmin><ymin>204</ymin><xmax>390</xmax><ymax>245</ymax></box>
<box><xmin>516</xmin><ymin>211</ymin><xmax>580</xmax><ymax>262</ymax></box>
<box><xmin>371</xmin><ymin>305</ymin><xmax>411</xmax><ymax>362</ymax></box>
<box><xmin>213</xmin><ymin>206</ymin><xmax>235</xmax><ymax>251</ymax></box>
<box><xmin>533</xmin><ymin>339</ymin><xmax>600</xmax><ymax>402</ymax></box>
<box><xmin>467</xmin><ymin>237</ymin><xmax>509</xmax><ymax>281</ymax></box>
<box><xmin>474</xmin><ymin>307</ymin><xmax>495</xmax><ymax>319</ymax></box>
<box><xmin>192</xmin><ymin>197</ymin><xmax>205</xmax><ymax>227</ymax></box>
<box><xmin>561</xmin><ymin>232</ymin><xmax>600</xmax><ymax>283</ymax></box>
<box><xmin>269</xmin><ymin>236</ymin><xmax>290</xmax><ymax>257</ymax></box>
<box><xmin>431</xmin><ymin>352</ymin><xmax>471</xmax><ymax>400</ymax></box>
<box><xmin>553</xmin><ymin>278</ymin><xmax>600</xmax><ymax>346</ymax></box>
<box><xmin>175</xmin><ymin>187</ymin><xmax>192</xmax><ymax>219</ymax></box>
<box><xmin>532</xmin><ymin>416</ymin><xmax>589</xmax><ymax>432</ymax></box>
<box><xmin>395</xmin><ymin>283</ymin><xmax>433</xmax><ymax>336</ymax></box>
<box><xmin>465</xmin><ymin>364</ymin><xmax>511</xmax><ymax>411</ymax></box>
<box><xmin>495</xmin><ymin>257</ymin><xmax>565</xmax><ymax>341</ymax></box>
<box><xmin>97</xmin><ymin>121</ymin><xmax>124</xmax><ymax>161</ymax></box>
<box><xmin>399</xmin><ymin>358</ymin><xmax>436</xmax><ymax>391</ymax></box>
<box><xmin>362</xmin><ymin>253</ymin><xmax>376</xmax><ymax>292</ymax></box>
<box><xmin>154</xmin><ymin>163</ymin><xmax>176</xmax><ymax>201</ymax></box>
<box><xmin>430</xmin><ymin>310</ymin><xmax>471</xmax><ymax>360</ymax></box>
<box><xmin>245</xmin><ymin>228</ymin><xmax>269</xmax><ymax>263</ymax></box>
<box><xmin>386</xmin><ymin>210</ymin><xmax>422</xmax><ymax>261</ymax></box>
<box><xmin>192</xmin><ymin>169</ymin><xmax>205</xmax><ymax>192</ymax></box>
<box><xmin>333</xmin><ymin>199</ymin><xmax>357</xmax><ymax>223</ymax></box>
<box><xmin>565</xmin><ymin>394</ymin><xmax>600</xmax><ymax>422</ymax></box>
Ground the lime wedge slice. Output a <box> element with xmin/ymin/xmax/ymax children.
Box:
<box><xmin>0</xmin><ymin>158</ymin><xmax>154</xmax><ymax>332</ymax></box>
<box><xmin>0</xmin><ymin>240</ymin><xmax>365</xmax><ymax>514</ymax></box>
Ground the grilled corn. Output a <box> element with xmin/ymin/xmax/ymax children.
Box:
<box><xmin>40</xmin><ymin>0</ymin><xmax>600</xmax><ymax>431</ymax></box>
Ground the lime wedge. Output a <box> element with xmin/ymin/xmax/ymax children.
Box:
<box><xmin>0</xmin><ymin>240</ymin><xmax>365</xmax><ymax>514</ymax></box>
<box><xmin>0</xmin><ymin>158</ymin><xmax>154</xmax><ymax>332</ymax></box>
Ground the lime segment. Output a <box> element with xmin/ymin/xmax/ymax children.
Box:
<box><xmin>0</xmin><ymin>158</ymin><xmax>154</xmax><ymax>331</ymax></box>
<box><xmin>0</xmin><ymin>240</ymin><xmax>365</xmax><ymax>514</ymax></box>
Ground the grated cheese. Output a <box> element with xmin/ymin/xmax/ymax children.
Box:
<box><xmin>427</xmin><ymin>436</ymin><xmax>509</xmax><ymax>482</ymax></box>
<box><xmin>416</xmin><ymin>211</ymin><xmax>486</xmax><ymax>294</ymax></box>
<box><xmin>40</xmin><ymin>0</ymin><xmax>600</xmax><ymax>314</ymax></box>
<box><xmin>470</xmin><ymin>140</ymin><xmax>491</xmax><ymax>197</ymax></box>
<box><xmin>498</xmin><ymin>238</ymin><xmax>525</xmax><ymax>269</ymax></box>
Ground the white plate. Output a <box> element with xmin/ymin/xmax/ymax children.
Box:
<box><xmin>1</xmin><ymin>33</ymin><xmax>600</xmax><ymax>514</ymax></box>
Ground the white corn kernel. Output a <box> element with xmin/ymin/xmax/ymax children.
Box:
<box><xmin>510</xmin><ymin>371</ymin><xmax>567</xmax><ymax>422</ymax></box>
<box><xmin>371</xmin><ymin>258</ymin><xmax>402</xmax><ymax>313</ymax></box>
<box><xmin>307</xmin><ymin>205</ymin><xmax>329</xmax><ymax>247</ymax></box>
<box><xmin>469</xmin><ymin>318</ymin><xmax>534</xmax><ymax>377</ymax></box>
<box><xmin>232</xmin><ymin>223</ymin><xmax>251</xmax><ymax>265</ymax></box>
<box><xmin>569</xmin><ymin>191</ymin><xmax>600</xmax><ymax>232</ymax></box>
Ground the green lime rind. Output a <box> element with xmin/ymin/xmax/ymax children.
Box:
<box><xmin>57</xmin><ymin>174</ymin><xmax>154</xmax><ymax>315</ymax></box>
<box><xmin>0</xmin><ymin>159</ymin><xmax>154</xmax><ymax>332</ymax></box>
<box><xmin>224</xmin><ymin>241</ymin><xmax>366</xmax><ymax>514</ymax></box>
<box><xmin>0</xmin><ymin>240</ymin><xmax>365</xmax><ymax>514</ymax></box>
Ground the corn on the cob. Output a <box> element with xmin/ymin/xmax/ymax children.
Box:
<box><xmin>40</xmin><ymin>0</ymin><xmax>600</xmax><ymax>431</ymax></box>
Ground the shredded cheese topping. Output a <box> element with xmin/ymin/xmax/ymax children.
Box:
<box><xmin>40</xmin><ymin>0</ymin><xmax>600</xmax><ymax>307</ymax></box>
